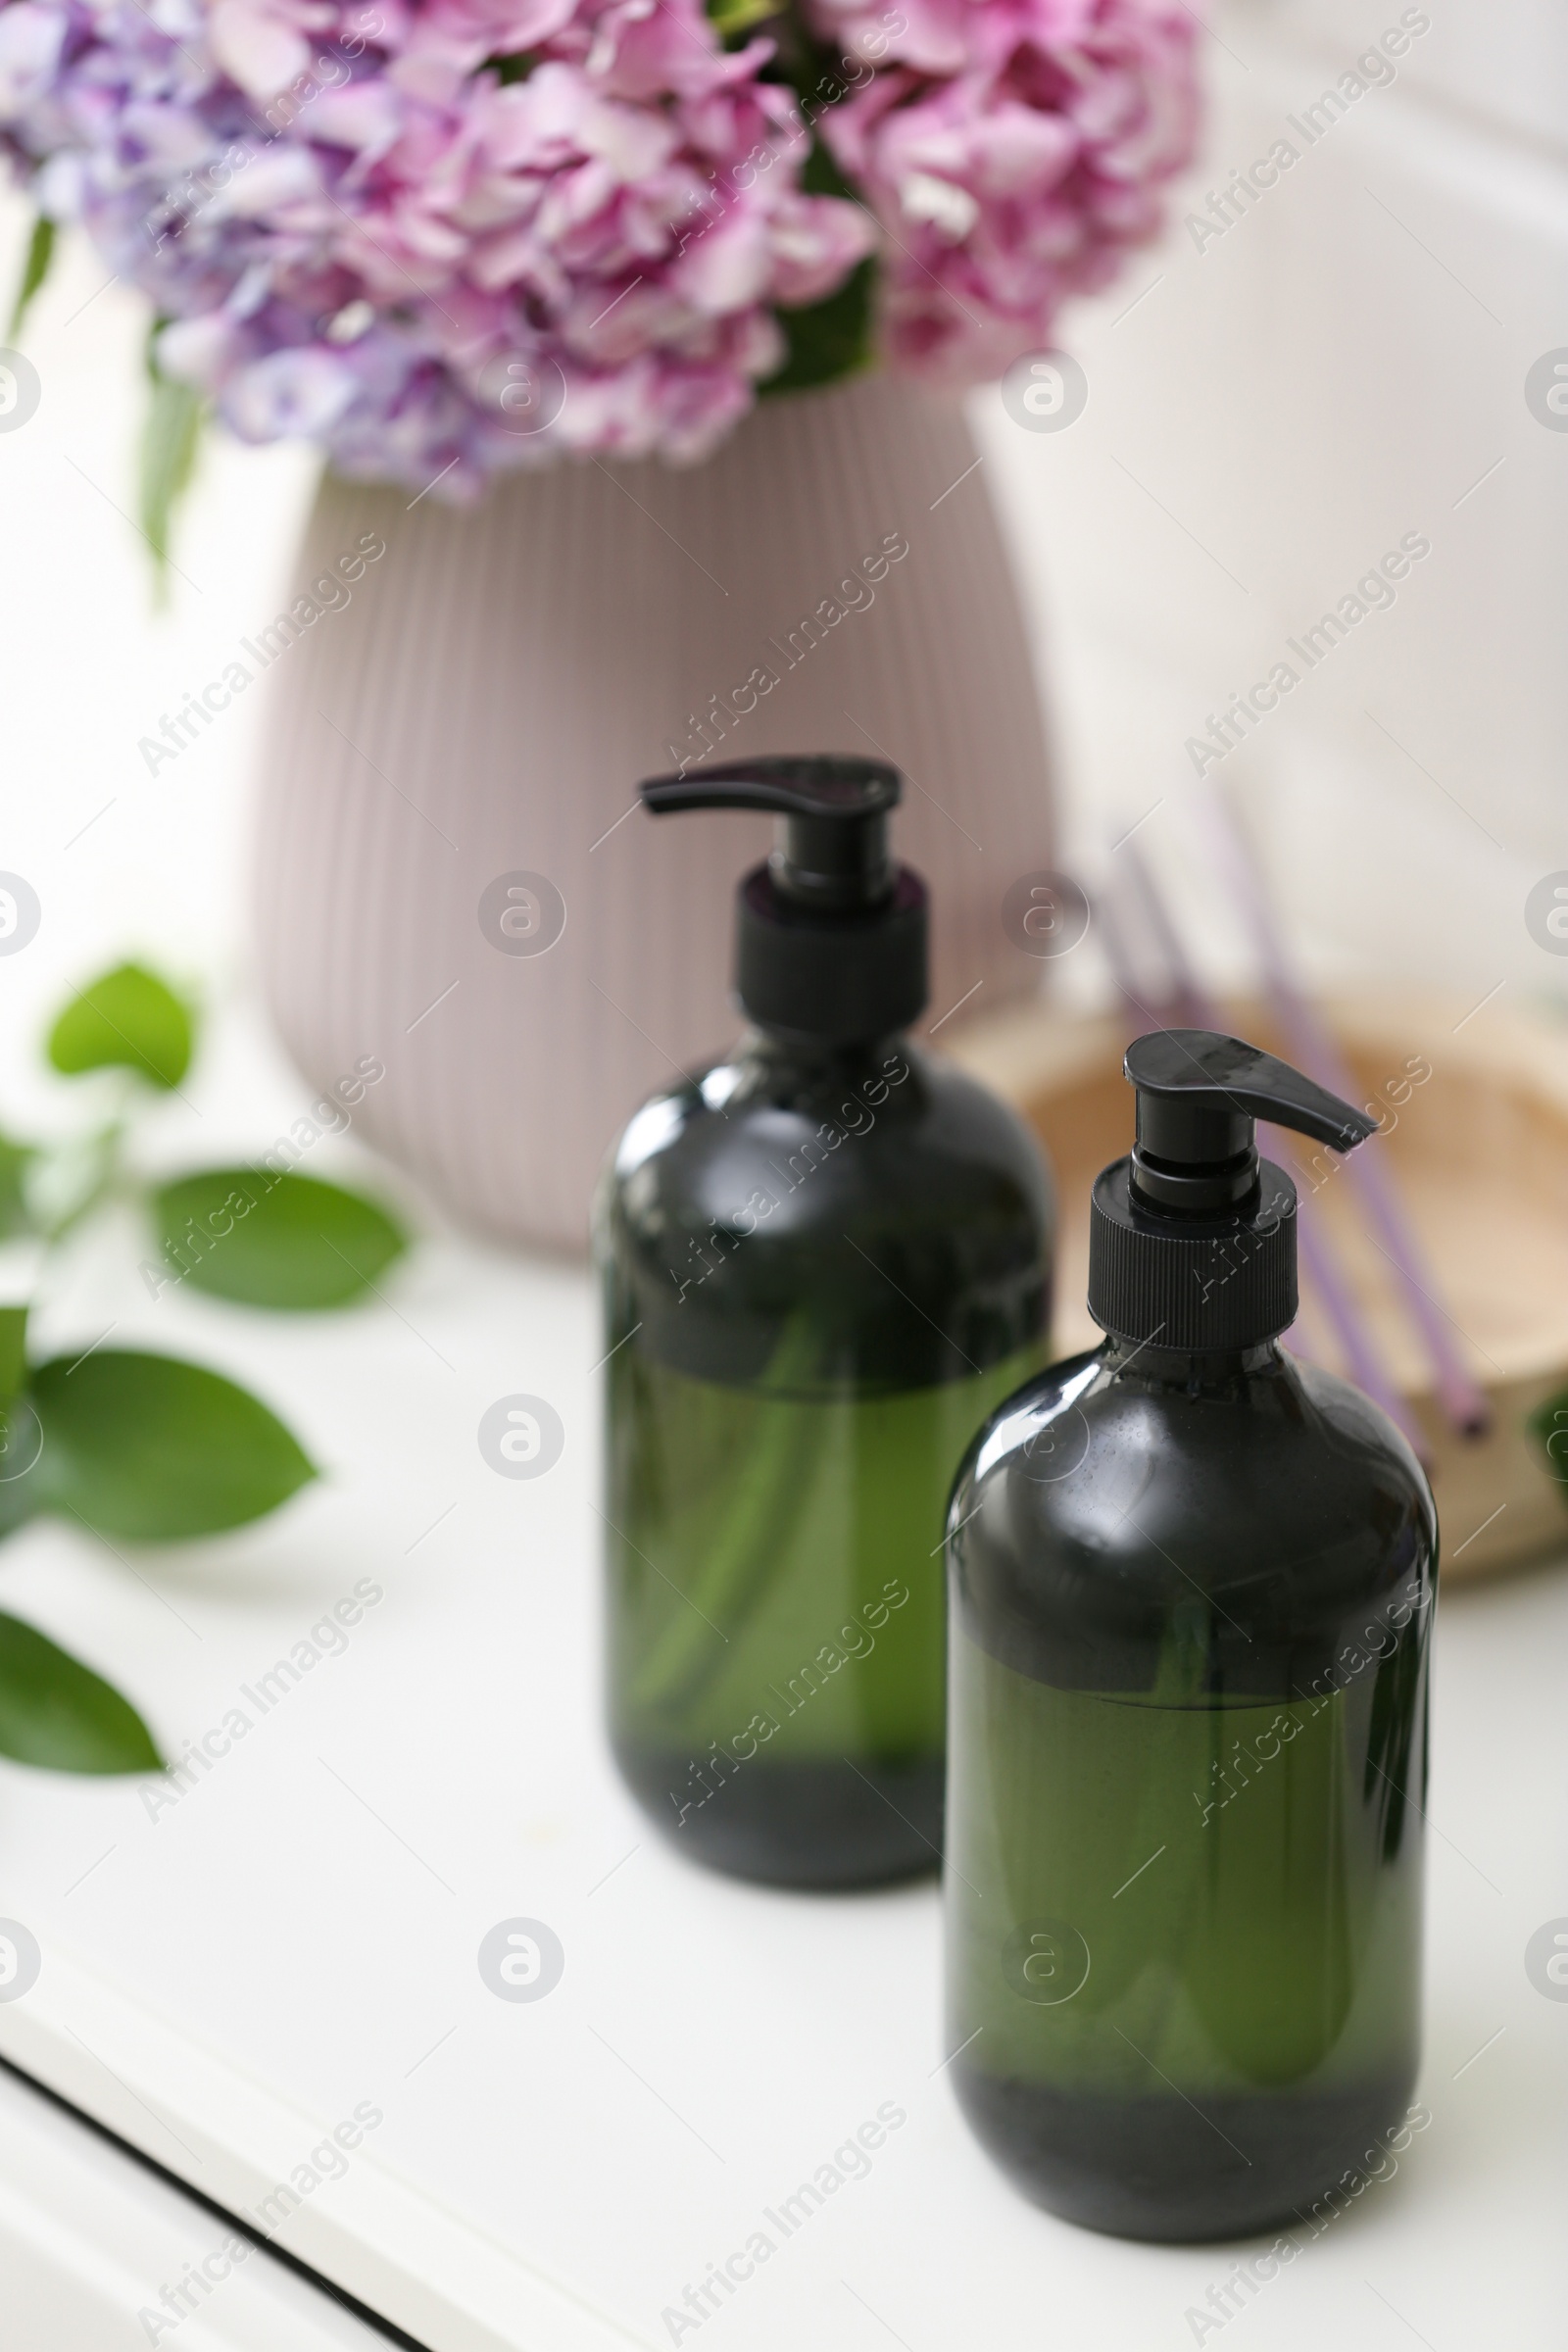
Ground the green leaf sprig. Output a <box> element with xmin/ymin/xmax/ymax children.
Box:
<box><xmin>140</xmin><ymin>327</ymin><xmax>209</xmax><ymax>602</ymax></box>
<box><xmin>6</xmin><ymin>214</ymin><xmax>55</xmax><ymax>340</ymax></box>
<box><xmin>0</xmin><ymin>959</ymin><xmax>411</xmax><ymax>1778</ymax></box>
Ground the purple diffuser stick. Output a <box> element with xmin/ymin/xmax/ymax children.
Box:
<box><xmin>1197</xmin><ymin>792</ymin><xmax>1489</xmax><ymax>1437</ymax></box>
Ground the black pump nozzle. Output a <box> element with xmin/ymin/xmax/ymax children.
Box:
<box><xmin>1088</xmin><ymin>1027</ymin><xmax>1379</xmax><ymax>1350</ymax></box>
<box><xmin>638</xmin><ymin>756</ymin><xmax>927</xmax><ymax>1044</ymax></box>
<box><xmin>1124</xmin><ymin>1029</ymin><xmax>1377</xmax><ymax>1215</ymax></box>
<box><xmin>641</xmin><ymin>757</ymin><xmax>901</xmax><ymax>912</ymax></box>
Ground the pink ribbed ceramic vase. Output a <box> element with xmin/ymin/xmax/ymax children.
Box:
<box><xmin>252</xmin><ymin>371</ymin><xmax>1054</xmax><ymax>1253</ymax></box>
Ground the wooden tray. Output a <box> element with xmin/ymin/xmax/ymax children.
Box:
<box><xmin>946</xmin><ymin>991</ymin><xmax>1568</xmax><ymax>1583</ymax></box>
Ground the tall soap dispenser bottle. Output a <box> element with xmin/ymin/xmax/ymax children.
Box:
<box><xmin>596</xmin><ymin>757</ymin><xmax>1054</xmax><ymax>1889</ymax></box>
<box><xmin>945</xmin><ymin>1030</ymin><xmax>1438</xmax><ymax>2239</ymax></box>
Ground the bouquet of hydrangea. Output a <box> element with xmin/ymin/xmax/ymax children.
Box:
<box><xmin>0</xmin><ymin>0</ymin><xmax>1197</xmax><ymax>502</ymax></box>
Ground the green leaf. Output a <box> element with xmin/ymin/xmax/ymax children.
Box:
<box><xmin>705</xmin><ymin>0</ymin><xmax>775</xmax><ymax>36</ymax></box>
<box><xmin>140</xmin><ymin>333</ymin><xmax>207</xmax><ymax>599</ymax></box>
<box><xmin>25</xmin><ymin>1349</ymin><xmax>316</xmax><ymax>1541</ymax></box>
<box><xmin>0</xmin><ymin>1404</ymin><xmax>42</xmax><ymax>1545</ymax></box>
<box><xmin>0</xmin><ymin>1130</ymin><xmax>34</xmax><ymax>1239</ymax></box>
<box><xmin>48</xmin><ymin>962</ymin><xmax>194</xmax><ymax>1089</ymax></box>
<box><xmin>0</xmin><ymin>1609</ymin><xmax>162</xmax><ymax>1774</ymax></box>
<box><xmin>0</xmin><ymin>1307</ymin><xmax>39</xmax><ymax>1538</ymax></box>
<box><xmin>0</xmin><ymin>1306</ymin><xmax>25</xmax><ymax>1406</ymax></box>
<box><xmin>1530</xmin><ymin>1386</ymin><xmax>1568</xmax><ymax>1490</ymax></box>
<box><xmin>760</xmin><ymin>256</ymin><xmax>876</xmax><ymax>399</ymax></box>
<box><xmin>7</xmin><ymin>215</ymin><xmax>56</xmax><ymax>340</ymax></box>
<box><xmin>150</xmin><ymin>1169</ymin><xmax>408</xmax><ymax>1310</ymax></box>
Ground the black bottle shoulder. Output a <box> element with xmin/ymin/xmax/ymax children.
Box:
<box><xmin>597</xmin><ymin>1041</ymin><xmax>1054</xmax><ymax>1389</ymax></box>
<box><xmin>950</xmin><ymin>1345</ymin><xmax>1438</xmax><ymax>1695</ymax></box>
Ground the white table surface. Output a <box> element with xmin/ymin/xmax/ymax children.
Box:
<box><xmin>0</xmin><ymin>1160</ymin><xmax>1563</xmax><ymax>2350</ymax></box>
<box><xmin>0</xmin><ymin>2062</ymin><xmax>392</xmax><ymax>2349</ymax></box>
<box><xmin>0</xmin><ymin>180</ymin><xmax>1564</xmax><ymax>2352</ymax></box>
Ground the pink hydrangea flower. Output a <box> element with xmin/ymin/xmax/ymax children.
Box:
<box><xmin>808</xmin><ymin>0</ymin><xmax>1197</xmax><ymax>381</ymax></box>
<box><xmin>0</xmin><ymin>0</ymin><xmax>1198</xmax><ymax>488</ymax></box>
<box><xmin>0</xmin><ymin>0</ymin><xmax>873</xmax><ymax>486</ymax></box>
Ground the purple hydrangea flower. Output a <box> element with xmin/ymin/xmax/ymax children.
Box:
<box><xmin>0</xmin><ymin>0</ymin><xmax>1198</xmax><ymax>489</ymax></box>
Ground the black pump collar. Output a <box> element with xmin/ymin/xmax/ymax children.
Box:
<box><xmin>1089</xmin><ymin>1029</ymin><xmax>1377</xmax><ymax>1348</ymax></box>
<box><xmin>640</xmin><ymin>758</ymin><xmax>928</xmax><ymax>1042</ymax></box>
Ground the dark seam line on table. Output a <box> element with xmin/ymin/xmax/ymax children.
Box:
<box><xmin>0</xmin><ymin>2047</ymin><xmax>435</xmax><ymax>2352</ymax></box>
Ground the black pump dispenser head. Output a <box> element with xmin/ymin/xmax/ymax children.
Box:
<box><xmin>640</xmin><ymin>757</ymin><xmax>927</xmax><ymax>1043</ymax></box>
<box><xmin>1089</xmin><ymin>1028</ymin><xmax>1377</xmax><ymax>1350</ymax></box>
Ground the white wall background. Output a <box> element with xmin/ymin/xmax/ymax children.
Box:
<box><xmin>974</xmin><ymin>0</ymin><xmax>1568</xmax><ymax>1013</ymax></box>
<box><xmin>2</xmin><ymin>0</ymin><xmax>1566</xmax><ymax>1096</ymax></box>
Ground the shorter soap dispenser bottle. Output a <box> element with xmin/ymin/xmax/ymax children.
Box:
<box><xmin>945</xmin><ymin>1030</ymin><xmax>1438</xmax><ymax>2239</ymax></box>
<box><xmin>597</xmin><ymin>758</ymin><xmax>1054</xmax><ymax>1889</ymax></box>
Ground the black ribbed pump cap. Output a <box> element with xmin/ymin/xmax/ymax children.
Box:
<box><xmin>1087</xmin><ymin>1029</ymin><xmax>1377</xmax><ymax>1350</ymax></box>
<box><xmin>640</xmin><ymin>757</ymin><xmax>927</xmax><ymax>1042</ymax></box>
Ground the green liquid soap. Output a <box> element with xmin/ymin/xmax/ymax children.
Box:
<box><xmin>609</xmin><ymin>1346</ymin><xmax>1041</xmax><ymax>1886</ymax></box>
<box><xmin>598</xmin><ymin>759</ymin><xmax>1053</xmax><ymax>1888</ymax></box>
<box><xmin>947</xmin><ymin>1591</ymin><xmax>1427</xmax><ymax>2238</ymax></box>
<box><xmin>944</xmin><ymin>1028</ymin><xmax>1440</xmax><ymax>2238</ymax></box>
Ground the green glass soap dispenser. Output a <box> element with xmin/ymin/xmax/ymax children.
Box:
<box><xmin>596</xmin><ymin>757</ymin><xmax>1054</xmax><ymax>1889</ymax></box>
<box><xmin>945</xmin><ymin>1029</ymin><xmax>1438</xmax><ymax>2239</ymax></box>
